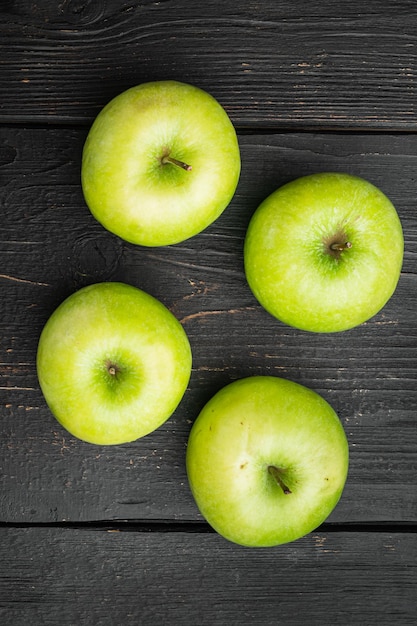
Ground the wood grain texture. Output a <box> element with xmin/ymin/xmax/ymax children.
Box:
<box><xmin>0</xmin><ymin>528</ymin><xmax>415</xmax><ymax>626</ymax></box>
<box><xmin>1</xmin><ymin>127</ymin><xmax>416</xmax><ymax>523</ymax></box>
<box><xmin>1</xmin><ymin>0</ymin><xmax>416</xmax><ymax>129</ymax></box>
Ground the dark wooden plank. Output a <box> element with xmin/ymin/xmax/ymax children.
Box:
<box><xmin>0</xmin><ymin>528</ymin><xmax>415</xmax><ymax>625</ymax></box>
<box><xmin>1</xmin><ymin>0</ymin><xmax>417</xmax><ymax>129</ymax></box>
<box><xmin>1</xmin><ymin>128</ymin><xmax>416</xmax><ymax>523</ymax></box>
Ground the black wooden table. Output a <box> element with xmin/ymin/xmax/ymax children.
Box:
<box><xmin>1</xmin><ymin>2</ymin><xmax>416</xmax><ymax>624</ymax></box>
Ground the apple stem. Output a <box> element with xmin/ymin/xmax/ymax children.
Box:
<box><xmin>268</xmin><ymin>465</ymin><xmax>292</xmax><ymax>495</ymax></box>
<box><xmin>106</xmin><ymin>360</ymin><xmax>119</xmax><ymax>378</ymax></box>
<box><xmin>330</xmin><ymin>241</ymin><xmax>352</xmax><ymax>252</ymax></box>
<box><xmin>161</xmin><ymin>155</ymin><xmax>192</xmax><ymax>171</ymax></box>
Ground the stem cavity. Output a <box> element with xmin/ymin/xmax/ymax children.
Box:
<box><xmin>268</xmin><ymin>465</ymin><xmax>292</xmax><ymax>495</ymax></box>
<box><xmin>106</xmin><ymin>360</ymin><xmax>120</xmax><ymax>378</ymax></box>
<box><xmin>324</xmin><ymin>229</ymin><xmax>352</xmax><ymax>259</ymax></box>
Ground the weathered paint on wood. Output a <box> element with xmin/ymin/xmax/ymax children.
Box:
<box><xmin>0</xmin><ymin>1</ymin><xmax>417</xmax><ymax>129</ymax></box>
<box><xmin>0</xmin><ymin>528</ymin><xmax>416</xmax><ymax>626</ymax></box>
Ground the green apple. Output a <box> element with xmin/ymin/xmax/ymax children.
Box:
<box><xmin>244</xmin><ymin>172</ymin><xmax>404</xmax><ymax>333</ymax></box>
<box><xmin>37</xmin><ymin>282</ymin><xmax>192</xmax><ymax>445</ymax></box>
<box><xmin>186</xmin><ymin>376</ymin><xmax>349</xmax><ymax>547</ymax></box>
<box><xmin>81</xmin><ymin>80</ymin><xmax>241</xmax><ymax>247</ymax></box>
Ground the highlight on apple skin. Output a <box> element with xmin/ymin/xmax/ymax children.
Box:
<box><xmin>186</xmin><ymin>376</ymin><xmax>349</xmax><ymax>548</ymax></box>
<box><xmin>36</xmin><ymin>282</ymin><xmax>192</xmax><ymax>445</ymax></box>
<box><xmin>244</xmin><ymin>172</ymin><xmax>404</xmax><ymax>333</ymax></box>
<box><xmin>81</xmin><ymin>80</ymin><xmax>241</xmax><ymax>247</ymax></box>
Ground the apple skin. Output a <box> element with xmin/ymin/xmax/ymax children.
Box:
<box><xmin>81</xmin><ymin>80</ymin><xmax>241</xmax><ymax>247</ymax></box>
<box><xmin>37</xmin><ymin>282</ymin><xmax>192</xmax><ymax>445</ymax></box>
<box><xmin>186</xmin><ymin>376</ymin><xmax>349</xmax><ymax>547</ymax></box>
<box><xmin>244</xmin><ymin>172</ymin><xmax>404</xmax><ymax>333</ymax></box>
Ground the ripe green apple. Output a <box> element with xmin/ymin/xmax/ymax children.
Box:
<box><xmin>244</xmin><ymin>172</ymin><xmax>404</xmax><ymax>333</ymax></box>
<box><xmin>81</xmin><ymin>80</ymin><xmax>241</xmax><ymax>247</ymax></box>
<box><xmin>37</xmin><ymin>282</ymin><xmax>192</xmax><ymax>445</ymax></box>
<box><xmin>186</xmin><ymin>376</ymin><xmax>349</xmax><ymax>547</ymax></box>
